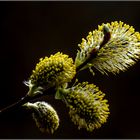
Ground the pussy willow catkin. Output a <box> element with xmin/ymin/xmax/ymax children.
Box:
<box><xmin>75</xmin><ymin>21</ymin><xmax>140</xmax><ymax>75</ymax></box>
<box><xmin>57</xmin><ymin>82</ymin><xmax>109</xmax><ymax>131</ymax></box>
<box><xmin>30</xmin><ymin>52</ymin><xmax>76</xmax><ymax>88</ymax></box>
<box><xmin>24</xmin><ymin>101</ymin><xmax>59</xmax><ymax>134</ymax></box>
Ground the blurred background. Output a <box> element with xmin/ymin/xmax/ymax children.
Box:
<box><xmin>0</xmin><ymin>1</ymin><xmax>140</xmax><ymax>138</ymax></box>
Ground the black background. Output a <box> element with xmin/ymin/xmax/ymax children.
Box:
<box><xmin>0</xmin><ymin>1</ymin><xmax>140</xmax><ymax>139</ymax></box>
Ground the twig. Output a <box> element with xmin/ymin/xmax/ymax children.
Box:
<box><xmin>0</xmin><ymin>87</ymin><xmax>54</xmax><ymax>115</ymax></box>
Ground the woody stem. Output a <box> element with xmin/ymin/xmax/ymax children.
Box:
<box><xmin>0</xmin><ymin>87</ymin><xmax>54</xmax><ymax>115</ymax></box>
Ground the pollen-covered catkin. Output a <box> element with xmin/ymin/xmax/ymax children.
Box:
<box><xmin>30</xmin><ymin>52</ymin><xmax>76</xmax><ymax>88</ymax></box>
<box><xmin>58</xmin><ymin>82</ymin><xmax>110</xmax><ymax>131</ymax></box>
<box><xmin>76</xmin><ymin>21</ymin><xmax>140</xmax><ymax>75</ymax></box>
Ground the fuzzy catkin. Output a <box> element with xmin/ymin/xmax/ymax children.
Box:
<box><xmin>76</xmin><ymin>21</ymin><xmax>140</xmax><ymax>75</ymax></box>
<box><xmin>30</xmin><ymin>52</ymin><xmax>76</xmax><ymax>88</ymax></box>
<box><xmin>24</xmin><ymin>101</ymin><xmax>59</xmax><ymax>134</ymax></box>
<box><xmin>58</xmin><ymin>82</ymin><xmax>110</xmax><ymax>131</ymax></box>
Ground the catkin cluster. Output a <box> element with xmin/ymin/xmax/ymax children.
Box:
<box><xmin>23</xmin><ymin>21</ymin><xmax>140</xmax><ymax>134</ymax></box>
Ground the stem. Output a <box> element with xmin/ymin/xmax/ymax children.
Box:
<box><xmin>0</xmin><ymin>87</ymin><xmax>54</xmax><ymax>115</ymax></box>
<box><xmin>0</xmin><ymin>95</ymin><xmax>31</xmax><ymax>114</ymax></box>
<box><xmin>76</xmin><ymin>48</ymin><xmax>98</xmax><ymax>72</ymax></box>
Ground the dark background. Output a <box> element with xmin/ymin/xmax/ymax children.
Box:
<box><xmin>0</xmin><ymin>1</ymin><xmax>140</xmax><ymax>139</ymax></box>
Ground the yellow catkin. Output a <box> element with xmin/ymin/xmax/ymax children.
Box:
<box><xmin>59</xmin><ymin>82</ymin><xmax>110</xmax><ymax>132</ymax></box>
<box><xmin>76</xmin><ymin>21</ymin><xmax>140</xmax><ymax>75</ymax></box>
<box><xmin>30</xmin><ymin>52</ymin><xmax>76</xmax><ymax>88</ymax></box>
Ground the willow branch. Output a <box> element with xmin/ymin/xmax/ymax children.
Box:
<box><xmin>0</xmin><ymin>87</ymin><xmax>55</xmax><ymax>115</ymax></box>
<box><xmin>0</xmin><ymin>26</ymin><xmax>111</xmax><ymax>115</ymax></box>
